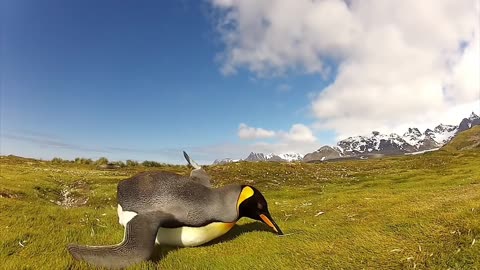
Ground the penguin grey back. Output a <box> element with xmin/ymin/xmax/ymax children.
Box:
<box><xmin>118</xmin><ymin>171</ymin><xmax>241</xmax><ymax>227</ymax></box>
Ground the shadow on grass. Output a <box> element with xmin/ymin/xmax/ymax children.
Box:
<box><xmin>150</xmin><ymin>221</ymin><xmax>272</xmax><ymax>263</ymax></box>
<box><xmin>204</xmin><ymin>221</ymin><xmax>273</xmax><ymax>245</ymax></box>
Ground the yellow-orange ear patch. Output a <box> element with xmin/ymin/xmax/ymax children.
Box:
<box><xmin>237</xmin><ymin>186</ymin><xmax>254</xmax><ymax>210</ymax></box>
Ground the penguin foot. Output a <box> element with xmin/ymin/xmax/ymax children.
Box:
<box><xmin>68</xmin><ymin>213</ymin><xmax>166</xmax><ymax>269</ymax></box>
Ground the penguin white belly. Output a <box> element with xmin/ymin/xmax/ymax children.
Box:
<box><xmin>155</xmin><ymin>222</ymin><xmax>235</xmax><ymax>247</ymax></box>
<box><xmin>117</xmin><ymin>204</ymin><xmax>138</xmax><ymax>227</ymax></box>
<box><xmin>118</xmin><ymin>204</ymin><xmax>235</xmax><ymax>247</ymax></box>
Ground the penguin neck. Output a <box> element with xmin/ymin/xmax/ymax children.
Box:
<box><xmin>212</xmin><ymin>184</ymin><xmax>242</xmax><ymax>223</ymax></box>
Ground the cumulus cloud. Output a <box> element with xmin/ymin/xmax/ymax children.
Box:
<box><xmin>237</xmin><ymin>123</ymin><xmax>320</xmax><ymax>154</ymax></box>
<box><xmin>238</xmin><ymin>123</ymin><xmax>276</xmax><ymax>139</ymax></box>
<box><xmin>238</xmin><ymin>123</ymin><xmax>317</xmax><ymax>143</ymax></box>
<box><xmin>211</xmin><ymin>0</ymin><xmax>480</xmax><ymax>138</ymax></box>
<box><xmin>279</xmin><ymin>124</ymin><xmax>317</xmax><ymax>143</ymax></box>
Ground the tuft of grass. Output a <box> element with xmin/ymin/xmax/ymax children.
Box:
<box><xmin>1</xmin><ymin>150</ymin><xmax>479</xmax><ymax>269</ymax></box>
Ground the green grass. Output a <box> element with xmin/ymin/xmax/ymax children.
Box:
<box><xmin>442</xmin><ymin>126</ymin><xmax>480</xmax><ymax>152</ymax></box>
<box><xmin>1</xmin><ymin>150</ymin><xmax>480</xmax><ymax>269</ymax></box>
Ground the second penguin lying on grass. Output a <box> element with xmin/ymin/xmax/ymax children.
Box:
<box><xmin>68</xmin><ymin>151</ymin><xmax>283</xmax><ymax>269</ymax></box>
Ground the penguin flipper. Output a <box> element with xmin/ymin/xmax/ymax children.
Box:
<box><xmin>68</xmin><ymin>212</ymin><xmax>168</xmax><ymax>269</ymax></box>
<box><xmin>183</xmin><ymin>151</ymin><xmax>212</xmax><ymax>187</ymax></box>
<box><xmin>183</xmin><ymin>151</ymin><xmax>200</xmax><ymax>169</ymax></box>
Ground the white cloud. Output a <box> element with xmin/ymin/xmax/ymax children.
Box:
<box><xmin>445</xmin><ymin>36</ymin><xmax>480</xmax><ymax>104</ymax></box>
<box><xmin>237</xmin><ymin>123</ymin><xmax>320</xmax><ymax>154</ymax></box>
<box><xmin>211</xmin><ymin>0</ymin><xmax>480</xmax><ymax>138</ymax></box>
<box><xmin>238</xmin><ymin>123</ymin><xmax>276</xmax><ymax>139</ymax></box>
<box><xmin>279</xmin><ymin>124</ymin><xmax>317</xmax><ymax>143</ymax></box>
<box><xmin>238</xmin><ymin>123</ymin><xmax>317</xmax><ymax>143</ymax></box>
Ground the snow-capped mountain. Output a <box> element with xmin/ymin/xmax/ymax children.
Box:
<box><xmin>303</xmin><ymin>112</ymin><xmax>479</xmax><ymax>162</ymax></box>
<box><xmin>431</xmin><ymin>124</ymin><xmax>457</xmax><ymax>144</ymax></box>
<box><xmin>336</xmin><ymin>125</ymin><xmax>455</xmax><ymax>156</ymax></box>
<box><xmin>337</xmin><ymin>132</ymin><xmax>417</xmax><ymax>155</ymax></box>
<box><xmin>212</xmin><ymin>152</ymin><xmax>303</xmax><ymax>164</ymax></box>
<box><xmin>457</xmin><ymin>112</ymin><xmax>480</xmax><ymax>133</ymax></box>
<box><xmin>244</xmin><ymin>152</ymin><xmax>273</xmax><ymax>161</ymax></box>
<box><xmin>212</xmin><ymin>158</ymin><xmax>240</xmax><ymax>165</ymax></box>
<box><xmin>244</xmin><ymin>152</ymin><xmax>303</xmax><ymax>162</ymax></box>
<box><xmin>398</xmin><ymin>124</ymin><xmax>457</xmax><ymax>151</ymax></box>
<box><xmin>277</xmin><ymin>153</ymin><xmax>304</xmax><ymax>162</ymax></box>
<box><xmin>402</xmin><ymin>128</ymin><xmax>423</xmax><ymax>145</ymax></box>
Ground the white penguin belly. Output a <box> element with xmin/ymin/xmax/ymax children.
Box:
<box><xmin>155</xmin><ymin>222</ymin><xmax>235</xmax><ymax>247</ymax></box>
<box><xmin>118</xmin><ymin>204</ymin><xmax>235</xmax><ymax>247</ymax></box>
<box><xmin>117</xmin><ymin>204</ymin><xmax>138</xmax><ymax>227</ymax></box>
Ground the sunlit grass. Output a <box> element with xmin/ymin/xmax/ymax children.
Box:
<box><xmin>1</xmin><ymin>149</ymin><xmax>479</xmax><ymax>269</ymax></box>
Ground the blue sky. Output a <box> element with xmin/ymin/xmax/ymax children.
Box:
<box><xmin>1</xmin><ymin>0</ymin><xmax>478</xmax><ymax>164</ymax></box>
<box><xmin>1</xmin><ymin>0</ymin><xmax>332</xmax><ymax>163</ymax></box>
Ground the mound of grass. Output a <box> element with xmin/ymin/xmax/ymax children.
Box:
<box><xmin>442</xmin><ymin>126</ymin><xmax>480</xmax><ymax>152</ymax></box>
<box><xmin>1</xmin><ymin>150</ymin><xmax>479</xmax><ymax>269</ymax></box>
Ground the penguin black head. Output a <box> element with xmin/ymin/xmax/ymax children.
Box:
<box><xmin>237</xmin><ymin>185</ymin><xmax>284</xmax><ymax>235</ymax></box>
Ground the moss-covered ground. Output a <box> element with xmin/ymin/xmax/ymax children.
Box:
<box><xmin>1</xmin><ymin>149</ymin><xmax>479</xmax><ymax>269</ymax></box>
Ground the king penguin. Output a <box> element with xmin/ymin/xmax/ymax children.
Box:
<box><xmin>68</xmin><ymin>151</ymin><xmax>283</xmax><ymax>269</ymax></box>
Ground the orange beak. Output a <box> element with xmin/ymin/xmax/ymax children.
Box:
<box><xmin>259</xmin><ymin>213</ymin><xmax>283</xmax><ymax>235</ymax></box>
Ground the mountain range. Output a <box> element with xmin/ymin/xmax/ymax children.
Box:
<box><xmin>213</xmin><ymin>112</ymin><xmax>480</xmax><ymax>164</ymax></box>
<box><xmin>304</xmin><ymin>112</ymin><xmax>479</xmax><ymax>162</ymax></box>
<box><xmin>213</xmin><ymin>152</ymin><xmax>303</xmax><ymax>164</ymax></box>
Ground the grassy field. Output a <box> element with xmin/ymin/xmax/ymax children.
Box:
<box><xmin>1</xmin><ymin>146</ymin><xmax>480</xmax><ymax>269</ymax></box>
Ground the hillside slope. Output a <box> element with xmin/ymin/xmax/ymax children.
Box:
<box><xmin>442</xmin><ymin>125</ymin><xmax>480</xmax><ymax>151</ymax></box>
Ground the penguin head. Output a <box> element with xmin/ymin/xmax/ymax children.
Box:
<box><xmin>237</xmin><ymin>185</ymin><xmax>284</xmax><ymax>235</ymax></box>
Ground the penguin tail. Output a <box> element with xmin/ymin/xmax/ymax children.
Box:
<box><xmin>67</xmin><ymin>243</ymin><xmax>151</xmax><ymax>269</ymax></box>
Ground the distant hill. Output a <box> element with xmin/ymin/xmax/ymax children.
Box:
<box><xmin>303</xmin><ymin>146</ymin><xmax>342</xmax><ymax>162</ymax></box>
<box><xmin>441</xmin><ymin>125</ymin><xmax>480</xmax><ymax>151</ymax></box>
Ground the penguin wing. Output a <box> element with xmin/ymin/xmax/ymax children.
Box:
<box><xmin>68</xmin><ymin>211</ymin><xmax>171</xmax><ymax>269</ymax></box>
<box><xmin>183</xmin><ymin>151</ymin><xmax>212</xmax><ymax>187</ymax></box>
<box><xmin>183</xmin><ymin>151</ymin><xmax>201</xmax><ymax>169</ymax></box>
